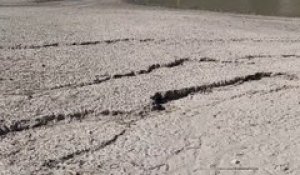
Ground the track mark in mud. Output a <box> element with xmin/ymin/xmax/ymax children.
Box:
<box><xmin>48</xmin><ymin>57</ymin><xmax>236</xmax><ymax>92</ymax></box>
<box><xmin>67</xmin><ymin>38</ymin><xmax>151</xmax><ymax>46</ymax></box>
<box><xmin>240</xmin><ymin>55</ymin><xmax>273</xmax><ymax>60</ymax></box>
<box><xmin>150</xmin><ymin>72</ymin><xmax>289</xmax><ymax>109</ymax></box>
<box><xmin>0</xmin><ymin>108</ymin><xmax>136</xmax><ymax>136</ymax></box>
<box><xmin>0</xmin><ymin>109</ymin><xmax>94</xmax><ymax>136</ymax></box>
<box><xmin>221</xmin><ymin>38</ymin><xmax>300</xmax><ymax>43</ymax></box>
<box><xmin>240</xmin><ymin>54</ymin><xmax>300</xmax><ymax>60</ymax></box>
<box><xmin>0</xmin><ymin>56</ymin><xmax>266</xmax><ymax>96</ymax></box>
<box><xmin>1</xmin><ymin>58</ymin><xmax>201</xmax><ymax>97</ymax></box>
<box><xmin>281</xmin><ymin>54</ymin><xmax>300</xmax><ymax>58</ymax></box>
<box><xmin>205</xmin><ymin>85</ymin><xmax>300</xmax><ymax>108</ymax></box>
<box><xmin>1</xmin><ymin>38</ymin><xmax>157</xmax><ymax>50</ymax></box>
<box><xmin>99</xmin><ymin>109</ymin><xmax>133</xmax><ymax>116</ymax></box>
<box><xmin>49</xmin><ymin>58</ymin><xmax>190</xmax><ymax>91</ymax></box>
<box><xmin>48</xmin><ymin>57</ymin><xmax>225</xmax><ymax>91</ymax></box>
<box><xmin>5</xmin><ymin>43</ymin><xmax>59</xmax><ymax>50</ymax></box>
<box><xmin>42</xmin><ymin>129</ymin><xmax>127</xmax><ymax>169</ymax></box>
<box><xmin>3</xmin><ymin>37</ymin><xmax>300</xmax><ymax>50</ymax></box>
<box><xmin>49</xmin><ymin>75</ymin><xmax>111</xmax><ymax>90</ymax></box>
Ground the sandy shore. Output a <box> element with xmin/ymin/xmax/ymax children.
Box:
<box><xmin>0</xmin><ymin>0</ymin><xmax>300</xmax><ymax>174</ymax></box>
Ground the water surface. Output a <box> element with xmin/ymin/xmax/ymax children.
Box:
<box><xmin>131</xmin><ymin>0</ymin><xmax>300</xmax><ymax>17</ymax></box>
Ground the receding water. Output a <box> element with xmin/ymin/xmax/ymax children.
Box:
<box><xmin>130</xmin><ymin>0</ymin><xmax>300</xmax><ymax>17</ymax></box>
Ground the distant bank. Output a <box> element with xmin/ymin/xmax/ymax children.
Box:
<box><xmin>127</xmin><ymin>0</ymin><xmax>300</xmax><ymax>17</ymax></box>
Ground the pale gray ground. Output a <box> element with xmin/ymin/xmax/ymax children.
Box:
<box><xmin>0</xmin><ymin>0</ymin><xmax>300</xmax><ymax>174</ymax></box>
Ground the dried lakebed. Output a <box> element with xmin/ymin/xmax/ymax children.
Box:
<box><xmin>0</xmin><ymin>0</ymin><xmax>300</xmax><ymax>175</ymax></box>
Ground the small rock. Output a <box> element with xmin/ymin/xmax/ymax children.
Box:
<box><xmin>231</xmin><ymin>159</ymin><xmax>241</xmax><ymax>165</ymax></box>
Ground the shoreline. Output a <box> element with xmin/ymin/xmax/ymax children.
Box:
<box><xmin>2</xmin><ymin>0</ymin><xmax>300</xmax><ymax>20</ymax></box>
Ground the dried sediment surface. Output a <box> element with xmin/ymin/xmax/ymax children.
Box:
<box><xmin>0</xmin><ymin>0</ymin><xmax>300</xmax><ymax>174</ymax></box>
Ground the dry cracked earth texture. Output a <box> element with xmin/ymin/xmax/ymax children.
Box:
<box><xmin>0</xmin><ymin>0</ymin><xmax>300</xmax><ymax>174</ymax></box>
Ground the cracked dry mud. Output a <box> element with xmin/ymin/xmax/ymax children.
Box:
<box><xmin>1</xmin><ymin>0</ymin><xmax>300</xmax><ymax>174</ymax></box>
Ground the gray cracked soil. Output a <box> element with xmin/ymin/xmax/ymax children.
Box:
<box><xmin>0</xmin><ymin>0</ymin><xmax>300</xmax><ymax>174</ymax></box>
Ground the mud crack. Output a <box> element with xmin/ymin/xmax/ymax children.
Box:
<box><xmin>240</xmin><ymin>54</ymin><xmax>300</xmax><ymax>60</ymax></box>
<box><xmin>1</xmin><ymin>57</ymin><xmax>249</xmax><ymax>96</ymax></box>
<box><xmin>48</xmin><ymin>57</ymin><xmax>232</xmax><ymax>92</ymax></box>
<box><xmin>1</xmin><ymin>38</ymin><xmax>157</xmax><ymax>50</ymax></box>
<box><xmin>0</xmin><ymin>109</ymin><xmax>94</xmax><ymax>136</ymax></box>
<box><xmin>0</xmin><ymin>108</ymin><xmax>139</xmax><ymax>137</ymax></box>
<box><xmin>42</xmin><ymin>129</ymin><xmax>127</xmax><ymax>169</ymax></box>
<box><xmin>49</xmin><ymin>58</ymin><xmax>190</xmax><ymax>91</ymax></box>
<box><xmin>2</xmin><ymin>38</ymin><xmax>300</xmax><ymax>50</ymax></box>
<box><xmin>150</xmin><ymin>72</ymin><xmax>287</xmax><ymax>109</ymax></box>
